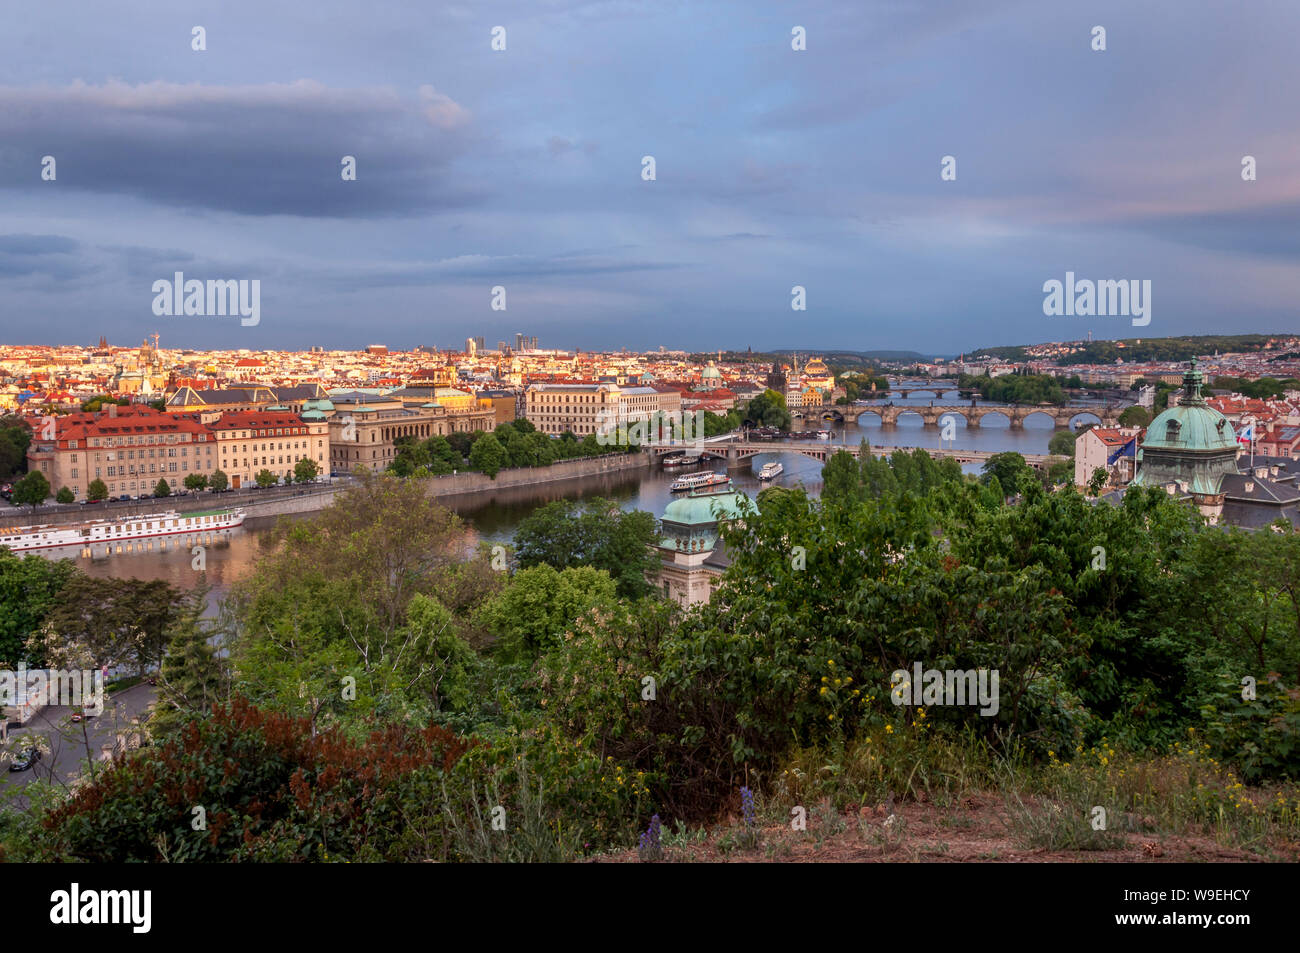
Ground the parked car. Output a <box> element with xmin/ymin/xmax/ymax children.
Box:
<box><xmin>8</xmin><ymin>747</ymin><xmax>41</xmax><ymax>772</ymax></box>
<box><xmin>117</xmin><ymin>494</ymin><xmax>132</xmax><ymax>501</ymax></box>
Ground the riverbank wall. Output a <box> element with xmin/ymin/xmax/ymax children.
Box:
<box><xmin>4</xmin><ymin>453</ymin><xmax>652</xmax><ymax>530</ymax></box>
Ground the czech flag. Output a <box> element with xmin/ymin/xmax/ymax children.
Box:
<box><xmin>1238</xmin><ymin>423</ymin><xmax>1254</xmax><ymax>445</ymax></box>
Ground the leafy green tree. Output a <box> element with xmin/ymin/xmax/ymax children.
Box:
<box><xmin>469</xmin><ymin>432</ymin><xmax>508</xmax><ymax>478</ymax></box>
<box><xmin>151</xmin><ymin>585</ymin><xmax>230</xmax><ymax>736</ymax></box>
<box><xmin>294</xmin><ymin>456</ymin><xmax>320</xmax><ymax>483</ymax></box>
<box><xmin>183</xmin><ymin>473</ymin><xmax>208</xmax><ymax>492</ymax></box>
<box><xmin>477</xmin><ymin>565</ymin><xmax>618</xmax><ymax>659</ymax></box>
<box><xmin>1048</xmin><ymin>430</ymin><xmax>1077</xmax><ymax>456</ymax></box>
<box><xmin>79</xmin><ymin>395</ymin><xmax>130</xmax><ymax>413</ymax></box>
<box><xmin>11</xmin><ymin>470</ymin><xmax>50</xmax><ymax>511</ymax></box>
<box><xmin>1088</xmin><ymin>467</ymin><xmax>1108</xmax><ymax>496</ymax></box>
<box><xmin>86</xmin><ymin>478</ymin><xmax>108</xmax><ymax>502</ymax></box>
<box><xmin>229</xmin><ymin>472</ymin><xmax>497</xmax><ymax>728</ymax></box>
<box><xmin>40</xmin><ymin>575</ymin><xmax>180</xmax><ymax>673</ymax></box>
<box><xmin>1046</xmin><ymin>458</ymin><xmax>1074</xmax><ymax>485</ymax></box>
<box><xmin>0</xmin><ymin>550</ymin><xmax>77</xmax><ymax>665</ymax></box>
<box><xmin>209</xmin><ymin>469</ymin><xmax>229</xmax><ymax>492</ymax></box>
<box><xmin>0</xmin><ymin>415</ymin><xmax>32</xmax><ymax>480</ymax></box>
<box><xmin>153</xmin><ymin>478</ymin><xmax>171</xmax><ymax>497</ymax></box>
<box><xmin>402</xmin><ymin>593</ymin><xmax>477</xmax><ymax>711</ymax></box>
<box><xmin>255</xmin><ymin>469</ymin><xmax>277</xmax><ymax>488</ymax></box>
<box><xmin>745</xmin><ymin>389</ymin><xmax>792</xmax><ymax>430</ymax></box>
<box><xmin>446</xmin><ymin>431</ymin><xmax>475</xmax><ymax>459</ymax></box>
<box><xmin>1118</xmin><ymin>406</ymin><xmax>1151</xmax><ymax>427</ymax></box>
<box><xmin>512</xmin><ymin>497</ymin><xmax>658</xmax><ymax>598</ymax></box>
<box><xmin>981</xmin><ymin>452</ymin><xmax>1031</xmax><ymax>494</ymax></box>
<box><xmin>55</xmin><ymin>487</ymin><xmax>74</xmax><ymax>504</ymax></box>
<box><xmin>820</xmin><ymin>449</ymin><xmax>862</xmax><ymax>506</ymax></box>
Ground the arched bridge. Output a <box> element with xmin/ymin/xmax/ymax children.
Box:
<box><xmin>646</xmin><ymin>437</ymin><xmax>1065</xmax><ymax>471</ymax></box>
<box><xmin>813</xmin><ymin>402</ymin><xmax>1120</xmax><ymax>429</ymax></box>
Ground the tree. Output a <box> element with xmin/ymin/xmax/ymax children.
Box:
<box><xmin>11</xmin><ymin>470</ymin><xmax>50</xmax><ymax>512</ymax></box>
<box><xmin>0</xmin><ymin>415</ymin><xmax>32</xmax><ymax>480</ymax></box>
<box><xmin>511</xmin><ymin>497</ymin><xmax>659</xmax><ymax>599</ymax></box>
<box><xmin>820</xmin><ymin>449</ymin><xmax>862</xmax><ymax>506</ymax></box>
<box><xmin>1046</xmin><ymin>459</ymin><xmax>1074</xmax><ymax>485</ymax></box>
<box><xmin>294</xmin><ymin>456</ymin><xmax>320</xmax><ymax>484</ymax></box>
<box><xmin>1048</xmin><ymin>430</ymin><xmax>1077</xmax><ymax>456</ymax></box>
<box><xmin>255</xmin><ymin>469</ymin><xmax>277</xmax><ymax>488</ymax></box>
<box><xmin>40</xmin><ymin>575</ymin><xmax>180</xmax><ymax>673</ymax></box>
<box><xmin>1119</xmin><ymin>406</ymin><xmax>1151</xmax><ymax>427</ymax></box>
<box><xmin>86</xmin><ymin>478</ymin><xmax>108</xmax><ymax>502</ymax></box>
<box><xmin>210</xmin><ymin>470</ymin><xmax>229</xmax><ymax>492</ymax></box>
<box><xmin>981</xmin><ymin>452</ymin><xmax>1031</xmax><ymax>494</ymax></box>
<box><xmin>229</xmin><ymin>472</ymin><xmax>495</xmax><ymax>727</ymax></box>
<box><xmin>476</xmin><ymin>564</ymin><xmax>617</xmax><ymax>659</ymax></box>
<box><xmin>151</xmin><ymin>585</ymin><xmax>230</xmax><ymax>736</ymax></box>
<box><xmin>745</xmin><ymin>389</ymin><xmax>792</xmax><ymax>430</ymax></box>
<box><xmin>183</xmin><ymin>473</ymin><xmax>208</xmax><ymax>492</ymax></box>
<box><xmin>1088</xmin><ymin>466</ymin><xmax>1109</xmax><ymax>496</ymax></box>
<box><xmin>468</xmin><ymin>432</ymin><xmax>508</xmax><ymax>478</ymax></box>
<box><xmin>153</xmin><ymin>478</ymin><xmax>171</xmax><ymax>498</ymax></box>
<box><xmin>0</xmin><ymin>550</ymin><xmax>77</xmax><ymax>666</ymax></box>
<box><xmin>403</xmin><ymin>593</ymin><xmax>476</xmax><ymax>710</ymax></box>
<box><xmin>79</xmin><ymin>395</ymin><xmax>130</xmax><ymax>413</ymax></box>
<box><xmin>55</xmin><ymin>487</ymin><xmax>74</xmax><ymax>504</ymax></box>
<box><xmin>446</xmin><ymin>431</ymin><xmax>475</xmax><ymax>459</ymax></box>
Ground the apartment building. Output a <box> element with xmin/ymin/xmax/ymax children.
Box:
<box><xmin>1074</xmin><ymin>426</ymin><xmax>1144</xmax><ymax>488</ymax></box>
<box><xmin>208</xmin><ymin>411</ymin><xmax>329</xmax><ymax>489</ymax></box>
<box><xmin>26</xmin><ymin>405</ymin><xmax>217</xmax><ymax>500</ymax></box>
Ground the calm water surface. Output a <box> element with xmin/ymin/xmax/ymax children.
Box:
<box><xmin>32</xmin><ymin>394</ymin><xmax>1101</xmax><ymax>595</ymax></box>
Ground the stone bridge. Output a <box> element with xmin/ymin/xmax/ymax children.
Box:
<box><xmin>647</xmin><ymin>438</ymin><xmax>1065</xmax><ymax>471</ymax></box>
<box><xmin>811</xmin><ymin>402</ymin><xmax>1119</xmax><ymax>429</ymax></box>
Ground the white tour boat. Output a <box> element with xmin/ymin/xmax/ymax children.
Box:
<box><xmin>669</xmin><ymin>472</ymin><xmax>732</xmax><ymax>493</ymax></box>
<box><xmin>757</xmin><ymin>461</ymin><xmax>784</xmax><ymax>481</ymax></box>
<box><xmin>0</xmin><ymin>508</ymin><xmax>245</xmax><ymax>553</ymax></box>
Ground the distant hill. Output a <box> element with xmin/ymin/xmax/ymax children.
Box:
<box><xmin>767</xmin><ymin>348</ymin><xmax>932</xmax><ymax>362</ymax></box>
<box><xmin>972</xmin><ymin>334</ymin><xmax>1291</xmax><ymax>366</ymax></box>
<box><xmin>689</xmin><ymin>349</ymin><xmax>931</xmax><ymax>366</ymax></box>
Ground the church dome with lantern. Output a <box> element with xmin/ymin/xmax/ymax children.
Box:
<box><xmin>1131</xmin><ymin>359</ymin><xmax>1238</xmax><ymax>500</ymax></box>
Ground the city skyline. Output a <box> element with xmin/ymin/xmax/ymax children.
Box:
<box><xmin>3</xmin><ymin>1</ymin><xmax>1300</xmax><ymax>351</ymax></box>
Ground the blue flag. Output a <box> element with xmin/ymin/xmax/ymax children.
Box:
<box><xmin>1107</xmin><ymin>437</ymin><xmax>1136</xmax><ymax>465</ymax></box>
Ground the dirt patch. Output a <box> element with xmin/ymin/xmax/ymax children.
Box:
<box><xmin>592</xmin><ymin>794</ymin><xmax>1291</xmax><ymax>863</ymax></box>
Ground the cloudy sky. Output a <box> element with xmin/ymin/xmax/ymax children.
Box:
<box><xmin>2</xmin><ymin>0</ymin><xmax>1298</xmax><ymax>353</ymax></box>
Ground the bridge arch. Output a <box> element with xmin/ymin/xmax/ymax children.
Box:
<box><xmin>1020</xmin><ymin>409</ymin><xmax>1060</xmax><ymax>428</ymax></box>
<box><xmin>972</xmin><ymin>409</ymin><xmax>1011</xmax><ymax>427</ymax></box>
<box><xmin>934</xmin><ymin>410</ymin><xmax>970</xmax><ymax>428</ymax></box>
<box><xmin>1066</xmin><ymin>410</ymin><xmax>1103</xmax><ymax>429</ymax></box>
<box><xmin>893</xmin><ymin>409</ymin><xmax>926</xmax><ymax>427</ymax></box>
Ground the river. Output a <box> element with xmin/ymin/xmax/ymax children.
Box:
<box><xmin>21</xmin><ymin>388</ymin><xmax>1101</xmax><ymax>594</ymax></box>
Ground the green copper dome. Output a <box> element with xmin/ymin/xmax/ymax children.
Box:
<box><xmin>1132</xmin><ymin>359</ymin><xmax>1240</xmax><ymax>495</ymax></box>
<box><xmin>1140</xmin><ymin>359</ymin><xmax>1236</xmax><ymax>453</ymax></box>
<box><xmin>661</xmin><ymin>490</ymin><xmax>748</xmax><ymax>526</ymax></box>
